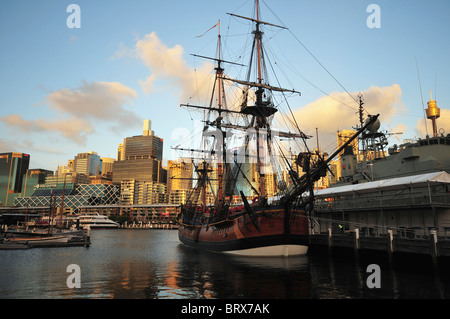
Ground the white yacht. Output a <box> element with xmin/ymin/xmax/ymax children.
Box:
<box><xmin>78</xmin><ymin>214</ymin><xmax>119</xmax><ymax>229</ymax></box>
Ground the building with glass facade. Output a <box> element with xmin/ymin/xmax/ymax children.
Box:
<box><xmin>112</xmin><ymin>120</ymin><xmax>166</xmax><ymax>184</ymax></box>
<box><xmin>0</xmin><ymin>152</ymin><xmax>30</xmax><ymax>206</ymax></box>
<box><xmin>113</xmin><ymin>158</ymin><xmax>166</xmax><ymax>184</ymax></box>
<box><xmin>124</xmin><ymin>135</ymin><xmax>163</xmax><ymax>162</ymax></box>
<box><xmin>21</xmin><ymin>169</ymin><xmax>54</xmax><ymax>198</ymax></box>
<box><xmin>15</xmin><ymin>183</ymin><xmax>119</xmax><ymax>214</ymax></box>
<box><xmin>74</xmin><ymin>151</ymin><xmax>102</xmax><ymax>176</ymax></box>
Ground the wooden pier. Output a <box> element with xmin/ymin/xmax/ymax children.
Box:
<box><xmin>120</xmin><ymin>222</ymin><xmax>178</xmax><ymax>230</ymax></box>
<box><xmin>309</xmin><ymin>171</ymin><xmax>450</xmax><ymax>264</ymax></box>
<box><xmin>0</xmin><ymin>225</ymin><xmax>91</xmax><ymax>250</ymax></box>
<box><xmin>309</xmin><ymin>227</ymin><xmax>450</xmax><ymax>263</ymax></box>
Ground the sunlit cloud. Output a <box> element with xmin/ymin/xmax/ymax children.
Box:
<box><xmin>0</xmin><ymin>114</ymin><xmax>93</xmax><ymax>145</ymax></box>
<box><xmin>286</xmin><ymin>84</ymin><xmax>405</xmax><ymax>152</ymax></box>
<box><xmin>126</xmin><ymin>32</ymin><xmax>214</xmax><ymax>102</ymax></box>
<box><xmin>46</xmin><ymin>81</ymin><xmax>138</xmax><ymax>122</ymax></box>
<box><xmin>1</xmin><ymin>81</ymin><xmax>140</xmax><ymax>146</ymax></box>
<box><xmin>115</xmin><ymin>33</ymin><xmax>418</xmax><ymax>156</ymax></box>
<box><xmin>416</xmin><ymin>108</ymin><xmax>450</xmax><ymax>137</ymax></box>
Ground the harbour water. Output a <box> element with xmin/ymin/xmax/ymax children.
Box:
<box><xmin>1</xmin><ymin>229</ymin><xmax>450</xmax><ymax>300</ymax></box>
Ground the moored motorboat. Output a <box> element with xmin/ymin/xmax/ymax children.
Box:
<box><xmin>77</xmin><ymin>214</ymin><xmax>119</xmax><ymax>229</ymax></box>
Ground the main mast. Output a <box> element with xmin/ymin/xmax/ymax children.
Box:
<box><xmin>254</xmin><ymin>0</ymin><xmax>266</xmax><ymax>199</ymax></box>
<box><xmin>215</xmin><ymin>21</ymin><xmax>225</xmax><ymax>207</ymax></box>
<box><xmin>227</xmin><ymin>0</ymin><xmax>290</xmax><ymax>201</ymax></box>
<box><xmin>180</xmin><ymin>0</ymin><xmax>305</xmax><ymax>208</ymax></box>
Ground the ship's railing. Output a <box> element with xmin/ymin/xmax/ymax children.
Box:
<box><xmin>314</xmin><ymin>188</ymin><xmax>450</xmax><ymax>211</ymax></box>
<box><xmin>309</xmin><ymin>217</ymin><xmax>447</xmax><ymax>240</ymax></box>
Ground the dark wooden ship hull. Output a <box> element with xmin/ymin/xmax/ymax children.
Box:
<box><xmin>178</xmin><ymin>205</ymin><xmax>309</xmax><ymax>257</ymax></box>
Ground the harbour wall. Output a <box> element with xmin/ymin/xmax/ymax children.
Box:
<box><xmin>309</xmin><ymin>227</ymin><xmax>450</xmax><ymax>264</ymax></box>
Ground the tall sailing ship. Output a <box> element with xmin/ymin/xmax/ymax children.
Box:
<box><xmin>176</xmin><ymin>0</ymin><xmax>378</xmax><ymax>257</ymax></box>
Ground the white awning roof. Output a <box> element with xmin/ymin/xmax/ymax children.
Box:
<box><xmin>315</xmin><ymin>171</ymin><xmax>450</xmax><ymax>197</ymax></box>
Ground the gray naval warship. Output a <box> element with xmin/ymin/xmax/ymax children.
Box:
<box><xmin>338</xmin><ymin>94</ymin><xmax>449</xmax><ymax>184</ymax></box>
<box><xmin>310</xmin><ymin>94</ymin><xmax>450</xmax><ymax>259</ymax></box>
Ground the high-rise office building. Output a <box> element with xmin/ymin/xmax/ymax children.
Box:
<box><xmin>337</xmin><ymin>130</ymin><xmax>359</xmax><ymax>157</ymax></box>
<box><xmin>113</xmin><ymin>158</ymin><xmax>163</xmax><ymax>183</ymax></box>
<box><xmin>120</xmin><ymin>179</ymin><xmax>166</xmax><ymax>205</ymax></box>
<box><xmin>117</xmin><ymin>143</ymin><xmax>125</xmax><ymax>161</ymax></box>
<box><xmin>112</xmin><ymin>120</ymin><xmax>165</xmax><ymax>185</ymax></box>
<box><xmin>123</xmin><ymin>134</ymin><xmax>163</xmax><ymax>162</ymax></box>
<box><xmin>101</xmin><ymin>157</ymin><xmax>115</xmax><ymax>176</ymax></box>
<box><xmin>167</xmin><ymin>159</ymin><xmax>193</xmax><ymax>204</ymax></box>
<box><xmin>143</xmin><ymin>119</ymin><xmax>153</xmax><ymax>136</ymax></box>
<box><xmin>0</xmin><ymin>152</ymin><xmax>30</xmax><ymax>206</ymax></box>
<box><xmin>74</xmin><ymin>151</ymin><xmax>102</xmax><ymax>176</ymax></box>
<box><xmin>21</xmin><ymin>168</ymin><xmax>54</xmax><ymax>197</ymax></box>
<box><xmin>167</xmin><ymin>159</ymin><xmax>193</xmax><ymax>193</ymax></box>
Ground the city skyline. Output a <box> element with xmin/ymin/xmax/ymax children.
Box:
<box><xmin>0</xmin><ymin>0</ymin><xmax>449</xmax><ymax>172</ymax></box>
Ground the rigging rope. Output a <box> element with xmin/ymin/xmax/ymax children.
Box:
<box><xmin>261</xmin><ymin>0</ymin><xmax>362</xmax><ymax>109</ymax></box>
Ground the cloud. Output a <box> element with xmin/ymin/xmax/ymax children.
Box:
<box><xmin>416</xmin><ymin>108</ymin><xmax>450</xmax><ymax>137</ymax></box>
<box><xmin>285</xmin><ymin>84</ymin><xmax>405</xmax><ymax>152</ymax></box>
<box><xmin>0</xmin><ymin>114</ymin><xmax>93</xmax><ymax>145</ymax></box>
<box><xmin>130</xmin><ymin>32</ymin><xmax>214</xmax><ymax>102</ymax></box>
<box><xmin>46</xmin><ymin>81</ymin><xmax>138</xmax><ymax>122</ymax></box>
<box><xmin>0</xmin><ymin>136</ymin><xmax>65</xmax><ymax>156</ymax></box>
<box><xmin>1</xmin><ymin>81</ymin><xmax>139</xmax><ymax>146</ymax></box>
<box><xmin>111</xmin><ymin>42</ymin><xmax>135</xmax><ymax>60</ymax></box>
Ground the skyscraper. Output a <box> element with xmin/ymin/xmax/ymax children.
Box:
<box><xmin>74</xmin><ymin>151</ymin><xmax>102</xmax><ymax>176</ymax></box>
<box><xmin>167</xmin><ymin>159</ymin><xmax>193</xmax><ymax>192</ymax></box>
<box><xmin>0</xmin><ymin>152</ymin><xmax>30</xmax><ymax>206</ymax></box>
<box><xmin>21</xmin><ymin>168</ymin><xmax>54</xmax><ymax>197</ymax></box>
<box><xmin>337</xmin><ymin>130</ymin><xmax>358</xmax><ymax>157</ymax></box>
<box><xmin>112</xmin><ymin>120</ymin><xmax>165</xmax><ymax>184</ymax></box>
<box><xmin>143</xmin><ymin>119</ymin><xmax>153</xmax><ymax>136</ymax></box>
<box><xmin>100</xmin><ymin>157</ymin><xmax>115</xmax><ymax>176</ymax></box>
<box><xmin>123</xmin><ymin>126</ymin><xmax>163</xmax><ymax>162</ymax></box>
<box><xmin>117</xmin><ymin>143</ymin><xmax>125</xmax><ymax>161</ymax></box>
<box><xmin>167</xmin><ymin>159</ymin><xmax>193</xmax><ymax>204</ymax></box>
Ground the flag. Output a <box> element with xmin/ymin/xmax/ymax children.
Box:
<box><xmin>196</xmin><ymin>21</ymin><xmax>220</xmax><ymax>38</ymax></box>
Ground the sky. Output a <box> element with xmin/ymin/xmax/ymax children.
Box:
<box><xmin>0</xmin><ymin>0</ymin><xmax>449</xmax><ymax>172</ymax></box>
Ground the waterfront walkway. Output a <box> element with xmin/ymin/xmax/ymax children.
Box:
<box><xmin>309</xmin><ymin>226</ymin><xmax>450</xmax><ymax>261</ymax></box>
<box><xmin>120</xmin><ymin>222</ymin><xmax>177</xmax><ymax>230</ymax></box>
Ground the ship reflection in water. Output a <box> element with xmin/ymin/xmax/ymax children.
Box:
<box><xmin>1</xmin><ymin>230</ymin><xmax>449</xmax><ymax>299</ymax></box>
<box><xmin>173</xmin><ymin>245</ymin><xmax>310</xmax><ymax>299</ymax></box>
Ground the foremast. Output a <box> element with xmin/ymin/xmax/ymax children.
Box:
<box><xmin>179</xmin><ymin>20</ymin><xmax>236</xmax><ymax>212</ymax></box>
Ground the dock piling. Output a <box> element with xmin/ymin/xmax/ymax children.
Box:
<box><xmin>354</xmin><ymin>227</ymin><xmax>360</xmax><ymax>251</ymax></box>
<box><xmin>327</xmin><ymin>227</ymin><xmax>333</xmax><ymax>255</ymax></box>
<box><xmin>430</xmin><ymin>229</ymin><xmax>438</xmax><ymax>266</ymax></box>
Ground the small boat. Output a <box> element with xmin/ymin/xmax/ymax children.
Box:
<box><xmin>7</xmin><ymin>235</ymin><xmax>69</xmax><ymax>244</ymax></box>
<box><xmin>2</xmin><ymin>235</ymin><xmax>68</xmax><ymax>248</ymax></box>
<box><xmin>77</xmin><ymin>214</ymin><xmax>119</xmax><ymax>229</ymax></box>
<box><xmin>1</xmin><ymin>231</ymin><xmax>90</xmax><ymax>249</ymax></box>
